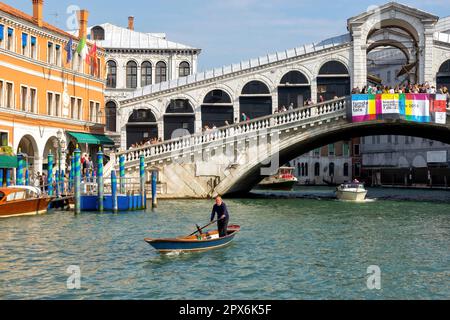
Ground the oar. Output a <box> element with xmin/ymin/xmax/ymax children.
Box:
<box><xmin>188</xmin><ymin>216</ymin><xmax>226</xmax><ymax>236</ymax></box>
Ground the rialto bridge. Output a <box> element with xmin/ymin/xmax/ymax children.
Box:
<box><xmin>102</xmin><ymin>2</ymin><xmax>450</xmax><ymax>198</ymax></box>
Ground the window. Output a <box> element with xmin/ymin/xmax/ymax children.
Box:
<box><xmin>91</xmin><ymin>26</ymin><xmax>105</xmax><ymax>41</ymax></box>
<box><xmin>21</xmin><ymin>33</ymin><xmax>28</xmax><ymax>56</ymax></box>
<box><xmin>354</xmin><ymin>144</ymin><xmax>360</xmax><ymax>156</ymax></box>
<box><xmin>77</xmin><ymin>98</ymin><xmax>83</xmax><ymax>120</ymax></box>
<box><xmin>394</xmin><ymin>135</ymin><xmax>399</xmax><ymax>145</ymax></box>
<box><xmin>314</xmin><ymin>148</ymin><xmax>320</xmax><ymax>157</ymax></box>
<box><xmin>329</xmin><ymin>163</ymin><xmax>335</xmax><ymax>177</ymax></box>
<box><xmin>314</xmin><ymin>163</ymin><xmax>320</xmax><ymax>177</ymax></box>
<box><xmin>30</xmin><ymin>88</ymin><xmax>37</xmax><ymax>113</ymax></box>
<box><xmin>0</xmin><ymin>80</ymin><xmax>3</xmax><ymax>107</ymax></box>
<box><xmin>55</xmin><ymin>44</ymin><xmax>61</xmax><ymax>66</ymax></box>
<box><xmin>20</xmin><ymin>86</ymin><xmax>28</xmax><ymax>111</ymax></box>
<box><xmin>126</xmin><ymin>61</ymin><xmax>137</xmax><ymax>88</ymax></box>
<box><xmin>96</xmin><ymin>102</ymin><xmax>100</xmax><ymax>123</ymax></box>
<box><xmin>179</xmin><ymin>61</ymin><xmax>190</xmax><ymax>77</ymax></box>
<box><xmin>106</xmin><ymin>60</ymin><xmax>117</xmax><ymax>88</ymax></box>
<box><xmin>47</xmin><ymin>92</ymin><xmax>53</xmax><ymax>115</ymax></box>
<box><xmin>141</xmin><ymin>61</ymin><xmax>152</xmax><ymax>87</ymax></box>
<box><xmin>89</xmin><ymin>101</ymin><xmax>95</xmax><ymax>122</ymax></box>
<box><xmin>6</xmin><ymin>82</ymin><xmax>13</xmax><ymax>108</ymax></box>
<box><xmin>6</xmin><ymin>27</ymin><xmax>14</xmax><ymax>51</ymax></box>
<box><xmin>54</xmin><ymin>93</ymin><xmax>61</xmax><ymax>116</ymax></box>
<box><xmin>105</xmin><ymin>101</ymin><xmax>117</xmax><ymax>132</ymax></box>
<box><xmin>343</xmin><ymin>163</ymin><xmax>349</xmax><ymax>177</ymax></box>
<box><xmin>30</xmin><ymin>36</ymin><xmax>37</xmax><ymax>59</ymax></box>
<box><xmin>354</xmin><ymin>163</ymin><xmax>361</xmax><ymax>177</ymax></box>
<box><xmin>155</xmin><ymin>61</ymin><xmax>167</xmax><ymax>84</ymax></box>
<box><xmin>343</xmin><ymin>142</ymin><xmax>350</xmax><ymax>157</ymax></box>
<box><xmin>0</xmin><ymin>132</ymin><xmax>8</xmax><ymax>147</ymax></box>
<box><xmin>70</xmin><ymin>97</ymin><xmax>76</xmax><ymax>119</ymax></box>
<box><xmin>0</xmin><ymin>24</ymin><xmax>4</xmax><ymax>48</ymax></box>
<box><xmin>304</xmin><ymin>163</ymin><xmax>309</xmax><ymax>177</ymax></box>
<box><xmin>328</xmin><ymin>144</ymin><xmax>335</xmax><ymax>156</ymax></box>
<box><xmin>47</xmin><ymin>42</ymin><xmax>54</xmax><ymax>64</ymax></box>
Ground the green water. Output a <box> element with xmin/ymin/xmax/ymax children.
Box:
<box><xmin>0</xmin><ymin>188</ymin><xmax>449</xmax><ymax>300</ymax></box>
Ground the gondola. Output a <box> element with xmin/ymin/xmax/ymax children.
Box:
<box><xmin>145</xmin><ymin>225</ymin><xmax>241</xmax><ymax>254</ymax></box>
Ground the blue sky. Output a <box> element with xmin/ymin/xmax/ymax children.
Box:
<box><xmin>4</xmin><ymin>0</ymin><xmax>449</xmax><ymax>71</ymax></box>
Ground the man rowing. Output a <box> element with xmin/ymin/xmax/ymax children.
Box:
<box><xmin>210</xmin><ymin>196</ymin><xmax>230</xmax><ymax>238</ymax></box>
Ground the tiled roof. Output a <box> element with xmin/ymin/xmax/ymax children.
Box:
<box><xmin>0</xmin><ymin>2</ymin><xmax>80</xmax><ymax>40</ymax></box>
<box><xmin>86</xmin><ymin>23</ymin><xmax>199</xmax><ymax>50</ymax></box>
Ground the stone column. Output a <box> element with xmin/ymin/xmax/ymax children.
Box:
<box><xmin>422</xmin><ymin>24</ymin><xmax>435</xmax><ymax>85</ymax></box>
<box><xmin>311</xmin><ymin>78</ymin><xmax>318</xmax><ymax>104</ymax></box>
<box><xmin>351</xmin><ymin>26</ymin><xmax>367</xmax><ymax>90</ymax></box>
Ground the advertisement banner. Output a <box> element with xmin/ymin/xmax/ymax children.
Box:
<box><xmin>352</xmin><ymin>94</ymin><xmax>447</xmax><ymax>125</ymax></box>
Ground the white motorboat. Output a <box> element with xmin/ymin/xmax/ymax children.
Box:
<box><xmin>336</xmin><ymin>182</ymin><xmax>368</xmax><ymax>201</ymax></box>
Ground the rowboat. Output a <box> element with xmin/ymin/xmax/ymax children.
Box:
<box><xmin>0</xmin><ymin>186</ymin><xmax>53</xmax><ymax>218</ymax></box>
<box><xmin>145</xmin><ymin>225</ymin><xmax>241</xmax><ymax>254</ymax></box>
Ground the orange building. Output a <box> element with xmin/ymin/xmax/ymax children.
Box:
<box><xmin>0</xmin><ymin>0</ymin><xmax>110</xmax><ymax>178</ymax></box>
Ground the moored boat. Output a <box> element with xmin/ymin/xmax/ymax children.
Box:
<box><xmin>336</xmin><ymin>182</ymin><xmax>368</xmax><ymax>201</ymax></box>
<box><xmin>145</xmin><ymin>225</ymin><xmax>241</xmax><ymax>254</ymax></box>
<box><xmin>258</xmin><ymin>167</ymin><xmax>298</xmax><ymax>191</ymax></box>
<box><xmin>0</xmin><ymin>186</ymin><xmax>53</xmax><ymax>218</ymax></box>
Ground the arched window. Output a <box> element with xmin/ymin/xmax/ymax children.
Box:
<box><xmin>126</xmin><ymin>109</ymin><xmax>158</xmax><ymax>148</ymax></box>
<box><xmin>343</xmin><ymin>163</ymin><xmax>349</xmax><ymax>177</ymax></box>
<box><xmin>126</xmin><ymin>61</ymin><xmax>137</xmax><ymax>89</ymax></box>
<box><xmin>301</xmin><ymin>163</ymin><xmax>305</xmax><ymax>177</ymax></box>
<box><xmin>156</xmin><ymin>61</ymin><xmax>167</xmax><ymax>84</ymax></box>
<box><xmin>278</xmin><ymin>71</ymin><xmax>311</xmax><ymax>109</ymax></box>
<box><xmin>437</xmin><ymin>59</ymin><xmax>450</xmax><ymax>90</ymax></box>
<box><xmin>141</xmin><ymin>61</ymin><xmax>152</xmax><ymax>87</ymax></box>
<box><xmin>202</xmin><ymin>90</ymin><xmax>234</xmax><ymax>128</ymax></box>
<box><xmin>317</xmin><ymin>61</ymin><xmax>350</xmax><ymax>101</ymax></box>
<box><xmin>329</xmin><ymin>163</ymin><xmax>335</xmax><ymax>177</ymax></box>
<box><xmin>106</xmin><ymin>60</ymin><xmax>117</xmax><ymax>88</ymax></box>
<box><xmin>179</xmin><ymin>61</ymin><xmax>190</xmax><ymax>78</ymax></box>
<box><xmin>242</xmin><ymin>81</ymin><xmax>270</xmax><ymax>94</ymax></box>
<box><xmin>105</xmin><ymin>101</ymin><xmax>117</xmax><ymax>132</ymax></box>
<box><xmin>164</xmin><ymin>99</ymin><xmax>195</xmax><ymax>140</ymax></box>
<box><xmin>305</xmin><ymin>163</ymin><xmax>309</xmax><ymax>177</ymax></box>
<box><xmin>91</xmin><ymin>26</ymin><xmax>105</xmax><ymax>41</ymax></box>
<box><xmin>314</xmin><ymin>163</ymin><xmax>320</xmax><ymax>177</ymax></box>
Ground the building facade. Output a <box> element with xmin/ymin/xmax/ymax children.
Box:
<box><xmin>0</xmin><ymin>0</ymin><xmax>107</xmax><ymax>181</ymax></box>
<box><xmin>85</xmin><ymin>18</ymin><xmax>201</xmax><ymax>148</ymax></box>
<box><xmin>360</xmin><ymin>135</ymin><xmax>450</xmax><ymax>187</ymax></box>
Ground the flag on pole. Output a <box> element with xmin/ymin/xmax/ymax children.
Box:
<box><xmin>65</xmin><ymin>38</ymin><xmax>73</xmax><ymax>64</ymax></box>
<box><xmin>76</xmin><ymin>37</ymin><xmax>89</xmax><ymax>62</ymax></box>
<box><xmin>89</xmin><ymin>43</ymin><xmax>98</xmax><ymax>74</ymax></box>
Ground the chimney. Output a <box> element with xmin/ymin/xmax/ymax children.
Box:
<box><xmin>128</xmin><ymin>16</ymin><xmax>134</xmax><ymax>31</ymax></box>
<box><xmin>32</xmin><ymin>0</ymin><xmax>44</xmax><ymax>27</ymax></box>
<box><xmin>78</xmin><ymin>9</ymin><xmax>89</xmax><ymax>39</ymax></box>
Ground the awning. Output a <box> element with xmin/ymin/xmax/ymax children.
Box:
<box><xmin>67</xmin><ymin>132</ymin><xmax>115</xmax><ymax>146</ymax></box>
<box><xmin>0</xmin><ymin>155</ymin><xmax>18</xmax><ymax>169</ymax></box>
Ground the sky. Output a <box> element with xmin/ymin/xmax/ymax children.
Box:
<box><xmin>4</xmin><ymin>0</ymin><xmax>449</xmax><ymax>71</ymax></box>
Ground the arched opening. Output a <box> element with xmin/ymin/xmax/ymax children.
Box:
<box><xmin>126</xmin><ymin>109</ymin><xmax>158</xmax><ymax>148</ymax></box>
<box><xmin>179</xmin><ymin>61</ymin><xmax>190</xmax><ymax>78</ymax></box>
<box><xmin>239</xmin><ymin>81</ymin><xmax>272</xmax><ymax>120</ymax></box>
<box><xmin>164</xmin><ymin>99</ymin><xmax>195</xmax><ymax>140</ymax></box>
<box><xmin>201</xmin><ymin>90</ymin><xmax>234</xmax><ymax>129</ymax></box>
<box><xmin>343</xmin><ymin>163</ymin><xmax>349</xmax><ymax>177</ymax></box>
<box><xmin>278</xmin><ymin>71</ymin><xmax>311</xmax><ymax>108</ymax></box>
<box><xmin>156</xmin><ymin>61</ymin><xmax>167</xmax><ymax>84</ymax></box>
<box><xmin>17</xmin><ymin>135</ymin><xmax>37</xmax><ymax>175</ymax></box>
<box><xmin>314</xmin><ymin>162</ymin><xmax>320</xmax><ymax>177</ymax></box>
<box><xmin>367</xmin><ymin>45</ymin><xmax>409</xmax><ymax>87</ymax></box>
<box><xmin>91</xmin><ymin>26</ymin><xmax>105</xmax><ymax>41</ymax></box>
<box><xmin>317</xmin><ymin>61</ymin><xmax>350</xmax><ymax>101</ymax></box>
<box><xmin>141</xmin><ymin>61</ymin><xmax>152</xmax><ymax>87</ymax></box>
<box><xmin>43</xmin><ymin>137</ymin><xmax>58</xmax><ymax>173</ymax></box>
<box><xmin>126</xmin><ymin>61</ymin><xmax>137</xmax><ymax>89</ymax></box>
<box><xmin>437</xmin><ymin>60</ymin><xmax>450</xmax><ymax>90</ymax></box>
<box><xmin>106</xmin><ymin>60</ymin><xmax>117</xmax><ymax>88</ymax></box>
<box><xmin>105</xmin><ymin>101</ymin><xmax>117</xmax><ymax>132</ymax></box>
<box><xmin>329</xmin><ymin>162</ymin><xmax>335</xmax><ymax>177</ymax></box>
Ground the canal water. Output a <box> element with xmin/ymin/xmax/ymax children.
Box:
<box><xmin>0</xmin><ymin>187</ymin><xmax>449</xmax><ymax>300</ymax></box>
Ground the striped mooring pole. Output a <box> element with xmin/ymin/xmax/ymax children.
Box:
<box><xmin>111</xmin><ymin>170</ymin><xmax>118</xmax><ymax>213</ymax></box>
<box><xmin>47</xmin><ymin>151</ymin><xmax>54</xmax><ymax>196</ymax></box>
<box><xmin>74</xmin><ymin>146</ymin><xmax>81</xmax><ymax>214</ymax></box>
<box><xmin>61</xmin><ymin>170</ymin><xmax>65</xmax><ymax>195</ymax></box>
<box><xmin>139</xmin><ymin>153</ymin><xmax>145</xmax><ymax>210</ymax></box>
<box><xmin>69</xmin><ymin>156</ymin><xmax>74</xmax><ymax>192</ymax></box>
<box><xmin>119</xmin><ymin>155</ymin><xmax>125</xmax><ymax>194</ymax></box>
<box><xmin>17</xmin><ymin>151</ymin><xmax>25</xmax><ymax>186</ymax></box>
<box><xmin>55</xmin><ymin>170</ymin><xmax>60</xmax><ymax>198</ymax></box>
<box><xmin>97</xmin><ymin>148</ymin><xmax>104</xmax><ymax>213</ymax></box>
<box><xmin>25</xmin><ymin>169</ymin><xmax>29</xmax><ymax>186</ymax></box>
<box><xmin>6</xmin><ymin>169</ymin><xmax>11</xmax><ymax>186</ymax></box>
<box><xmin>151</xmin><ymin>170</ymin><xmax>158</xmax><ymax>209</ymax></box>
<box><xmin>0</xmin><ymin>169</ymin><xmax>3</xmax><ymax>187</ymax></box>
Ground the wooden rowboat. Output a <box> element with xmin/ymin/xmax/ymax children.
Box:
<box><xmin>145</xmin><ymin>225</ymin><xmax>241</xmax><ymax>254</ymax></box>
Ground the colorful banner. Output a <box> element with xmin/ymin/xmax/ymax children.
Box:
<box><xmin>352</xmin><ymin>94</ymin><xmax>447</xmax><ymax>124</ymax></box>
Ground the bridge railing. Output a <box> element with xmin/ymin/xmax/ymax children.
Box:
<box><xmin>114</xmin><ymin>97</ymin><xmax>349</xmax><ymax>166</ymax></box>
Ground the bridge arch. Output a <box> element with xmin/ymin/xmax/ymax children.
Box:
<box><xmin>437</xmin><ymin>59</ymin><xmax>450</xmax><ymax>89</ymax></box>
<box><xmin>278</xmin><ymin>70</ymin><xmax>311</xmax><ymax>109</ymax></box>
<box><xmin>163</xmin><ymin>99</ymin><xmax>195</xmax><ymax>140</ymax></box>
<box><xmin>239</xmin><ymin>80</ymin><xmax>272</xmax><ymax>120</ymax></box>
<box><xmin>125</xmin><ymin>108</ymin><xmax>158</xmax><ymax>148</ymax></box>
<box><xmin>201</xmin><ymin>89</ymin><xmax>234</xmax><ymax>129</ymax></box>
<box><xmin>316</xmin><ymin>60</ymin><xmax>351</xmax><ymax>101</ymax></box>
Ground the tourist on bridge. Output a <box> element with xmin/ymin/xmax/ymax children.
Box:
<box><xmin>210</xmin><ymin>196</ymin><xmax>230</xmax><ymax>238</ymax></box>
